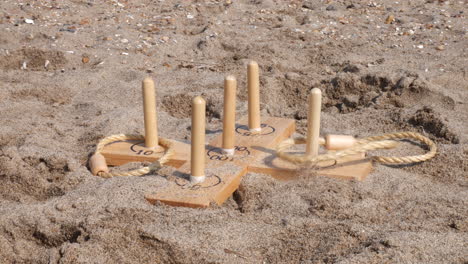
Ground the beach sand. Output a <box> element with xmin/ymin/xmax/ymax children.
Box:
<box><xmin>0</xmin><ymin>0</ymin><xmax>467</xmax><ymax>263</ymax></box>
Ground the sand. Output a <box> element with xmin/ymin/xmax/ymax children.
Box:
<box><xmin>0</xmin><ymin>0</ymin><xmax>467</xmax><ymax>263</ymax></box>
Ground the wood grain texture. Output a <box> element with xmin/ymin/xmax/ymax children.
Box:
<box><xmin>100</xmin><ymin>139</ymin><xmax>190</xmax><ymax>168</ymax></box>
<box><xmin>249</xmin><ymin>151</ymin><xmax>372</xmax><ymax>181</ymax></box>
<box><xmin>102</xmin><ymin>115</ymin><xmax>372</xmax><ymax>208</ymax></box>
<box><xmin>144</xmin><ymin>116</ymin><xmax>296</xmax><ymax>208</ymax></box>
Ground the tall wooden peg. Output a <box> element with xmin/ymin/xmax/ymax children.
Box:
<box><xmin>222</xmin><ymin>75</ymin><xmax>237</xmax><ymax>155</ymax></box>
<box><xmin>306</xmin><ymin>88</ymin><xmax>322</xmax><ymax>156</ymax></box>
<box><xmin>191</xmin><ymin>96</ymin><xmax>206</xmax><ymax>183</ymax></box>
<box><xmin>247</xmin><ymin>61</ymin><xmax>261</xmax><ymax>132</ymax></box>
<box><xmin>142</xmin><ymin>77</ymin><xmax>160</xmax><ymax>149</ymax></box>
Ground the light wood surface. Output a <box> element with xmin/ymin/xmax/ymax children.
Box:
<box><xmin>146</xmin><ymin>162</ymin><xmax>249</xmax><ymax>208</ymax></box>
<box><xmin>247</xmin><ymin>61</ymin><xmax>261</xmax><ymax>132</ymax></box>
<box><xmin>191</xmin><ymin>96</ymin><xmax>206</xmax><ymax>182</ymax></box>
<box><xmin>142</xmin><ymin>77</ymin><xmax>160</xmax><ymax>149</ymax></box>
<box><xmin>144</xmin><ymin>115</ymin><xmax>373</xmax><ymax>207</ymax></box>
<box><xmin>145</xmin><ymin>116</ymin><xmax>296</xmax><ymax>208</ymax></box>
<box><xmin>222</xmin><ymin>75</ymin><xmax>237</xmax><ymax>154</ymax></box>
<box><xmin>306</xmin><ymin>88</ymin><xmax>321</xmax><ymax>156</ymax></box>
<box><xmin>100</xmin><ymin>139</ymin><xmax>190</xmax><ymax>168</ymax></box>
<box><xmin>101</xmin><ymin>114</ymin><xmax>372</xmax><ymax>207</ymax></box>
<box><xmin>249</xmin><ymin>152</ymin><xmax>372</xmax><ymax>181</ymax></box>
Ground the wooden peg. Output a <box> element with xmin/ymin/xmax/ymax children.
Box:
<box><xmin>306</xmin><ymin>88</ymin><xmax>322</xmax><ymax>156</ymax></box>
<box><xmin>142</xmin><ymin>77</ymin><xmax>159</xmax><ymax>149</ymax></box>
<box><xmin>247</xmin><ymin>61</ymin><xmax>261</xmax><ymax>132</ymax></box>
<box><xmin>325</xmin><ymin>135</ymin><xmax>356</xmax><ymax>150</ymax></box>
<box><xmin>89</xmin><ymin>153</ymin><xmax>109</xmax><ymax>176</ymax></box>
<box><xmin>191</xmin><ymin>96</ymin><xmax>206</xmax><ymax>183</ymax></box>
<box><xmin>222</xmin><ymin>75</ymin><xmax>237</xmax><ymax>155</ymax></box>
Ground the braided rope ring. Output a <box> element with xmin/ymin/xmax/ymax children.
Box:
<box><xmin>94</xmin><ymin>134</ymin><xmax>174</xmax><ymax>178</ymax></box>
<box><xmin>276</xmin><ymin>132</ymin><xmax>437</xmax><ymax>166</ymax></box>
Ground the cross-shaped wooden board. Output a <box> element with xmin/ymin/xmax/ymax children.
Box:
<box><xmin>143</xmin><ymin>116</ymin><xmax>373</xmax><ymax>208</ymax></box>
<box><xmin>144</xmin><ymin>116</ymin><xmax>296</xmax><ymax>207</ymax></box>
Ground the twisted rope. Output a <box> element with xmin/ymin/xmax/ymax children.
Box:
<box><xmin>277</xmin><ymin>131</ymin><xmax>437</xmax><ymax>166</ymax></box>
<box><xmin>94</xmin><ymin>134</ymin><xmax>174</xmax><ymax>178</ymax></box>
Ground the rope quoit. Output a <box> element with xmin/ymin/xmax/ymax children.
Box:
<box><xmin>93</xmin><ymin>134</ymin><xmax>174</xmax><ymax>178</ymax></box>
<box><xmin>276</xmin><ymin>131</ymin><xmax>437</xmax><ymax>166</ymax></box>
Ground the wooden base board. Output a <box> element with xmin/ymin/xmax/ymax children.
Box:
<box><xmin>248</xmin><ymin>152</ymin><xmax>373</xmax><ymax>181</ymax></box>
<box><xmin>144</xmin><ymin>116</ymin><xmax>296</xmax><ymax>208</ymax></box>
<box><xmin>145</xmin><ymin>162</ymin><xmax>248</xmax><ymax>208</ymax></box>
<box><xmin>100</xmin><ymin>139</ymin><xmax>190</xmax><ymax>168</ymax></box>
<box><xmin>100</xmin><ymin>115</ymin><xmax>373</xmax><ymax>208</ymax></box>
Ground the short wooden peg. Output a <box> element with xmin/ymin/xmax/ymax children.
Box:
<box><xmin>325</xmin><ymin>135</ymin><xmax>356</xmax><ymax>150</ymax></box>
<box><xmin>247</xmin><ymin>61</ymin><xmax>261</xmax><ymax>132</ymax></box>
<box><xmin>306</xmin><ymin>88</ymin><xmax>322</xmax><ymax>156</ymax></box>
<box><xmin>142</xmin><ymin>77</ymin><xmax>160</xmax><ymax>149</ymax></box>
<box><xmin>222</xmin><ymin>75</ymin><xmax>237</xmax><ymax>155</ymax></box>
<box><xmin>191</xmin><ymin>96</ymin><xmax>206</xmax><ymax>183</ymax></box>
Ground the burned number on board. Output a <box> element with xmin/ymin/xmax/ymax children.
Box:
<box><xmin>130</xmin><ymin>142</ymin><xmax>164</xmax><ymax>156</ymax></box>
<box><xmin>206</xmin><ymin>146</ymin><xmax>250</xmax><ymax>161</ymax></box>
